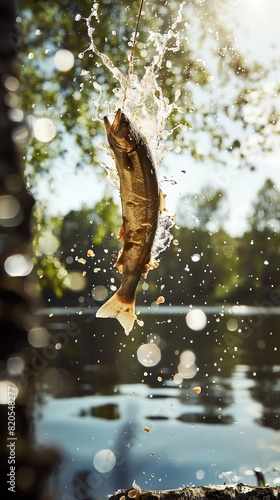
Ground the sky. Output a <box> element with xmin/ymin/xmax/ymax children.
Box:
<box><xmin>36</xmin><ymin>0</ymin><xmax>280</xmax><ymax>237</ymax></box>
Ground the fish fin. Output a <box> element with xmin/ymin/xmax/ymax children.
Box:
<box><xmin>114</xmin><ymin>248</ymin><xmax>124</xmax><ymax>274</ymax></box>
<box><xmin>159</xmin><ymin>189</ymin><xmax>167</xmax><ymax>213</ymax></box>
<box><xmin>96</xmin><ymin>291</ymin><xmax>136</xmax><ymax>335</ymax></box>
<box><xmin>117</xmin><ymin>224</ymin><xmax>125</xmax><ymax>242</ymax></box>
<box><xmin>142</xmin><ymin>255</ymin><xmax>159</xmax><ymax>278</ymax></box>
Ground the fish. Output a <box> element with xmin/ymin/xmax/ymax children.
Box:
<box><xmin>96</xmin><ymin>108</ymin><xmax>163</xmax><ymax>334</ymax></box>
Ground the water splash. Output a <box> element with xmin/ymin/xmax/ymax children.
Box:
<box><xmin>79</xmin><ymin>2</ymin><xmax>184</xmax><ymax>157</ymax></box>
<box><xmin>78</xmin><ymin>2</ymin><xmax>185</xmax><ymax>258</ymax></box>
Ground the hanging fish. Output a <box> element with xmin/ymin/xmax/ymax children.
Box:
<box><xmin>96</xmin><ymin>109</ymin><xmax>164</xmax><ymax>334</ymax></box>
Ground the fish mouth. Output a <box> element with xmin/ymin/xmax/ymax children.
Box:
<box><xmin>104</xmin><ymin>108</ymin><xmax>123</xmax><ymax>134</ymax></box>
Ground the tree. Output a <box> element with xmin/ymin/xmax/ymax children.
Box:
<box><xmin>16</xmin><ymin>1</ymin><xmax>280</xmax><ymax>303</ymax></box>
<box><xmin>32</xmin><ymin>197</ymin><xmax>121</xmax><ymax>300</ymax></box>
<box><xmin>17</xmin><ymin>0</ymin><xmax>261</xmax><ymax>190</ymax></box>
<box><xmin>0</xmin><ymin>1</ymin><xmax>59</xmax><ymax>497</ymax></box>
<box><xmin>248</xmin><ymin>179</ymin><xmax>280</xmax><ymax>233</ymax></box>
<box><xmin>177</xmin><ymin>186</ymin><xmax>227</xmax><ymax>232</ymax></box>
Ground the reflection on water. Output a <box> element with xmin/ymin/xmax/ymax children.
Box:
<box><xmin>32</xmin><ymin>307</ymin><xmax>280</xmax><ymax>499</ymax></box>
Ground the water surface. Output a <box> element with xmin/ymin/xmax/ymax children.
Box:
<box><xmin>32</xmin><ymin>307</ymin><xmax>280</xmax><ymax>499</ymax></box>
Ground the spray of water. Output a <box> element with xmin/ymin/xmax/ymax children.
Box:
<box><xmin>78</xmin><ymin>1</ymin><xmax>185</xmax><ymax>258</ymax></box>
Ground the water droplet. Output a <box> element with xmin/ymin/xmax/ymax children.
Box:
<box><xmin>191</xmin><ymin>253</ymin><xmax>201</xmax><ymax>262</ymax></box>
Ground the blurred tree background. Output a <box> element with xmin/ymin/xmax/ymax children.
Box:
<box><xmin>17</xmin><ymin>0</ymin><xmax>280</xmax><ymax>307</ymax></box>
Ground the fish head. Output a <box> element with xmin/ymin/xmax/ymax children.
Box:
<box><xmin>104</xmin><ymin>109</ymin><xmax>138</xmax><ymax>153</ymax></box>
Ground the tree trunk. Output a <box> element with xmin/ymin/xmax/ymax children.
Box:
<box><xmin>0</xmin><ymin>0</ymin><xmax>59</xmax><ymax>498</ymax></box>
<box><xmin>110</xmin><ymin>484</ymin><xmax>280</xmax><ymax>500</ymax></box>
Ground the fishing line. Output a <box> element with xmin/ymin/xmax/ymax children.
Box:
<box><xmin>121</xmin><ymin>0</ymin><xmax>145</xmax><ymax>106</ymax></box>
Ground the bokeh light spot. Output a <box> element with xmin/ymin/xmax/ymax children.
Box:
<box><xmin>196</xmin><ymin>469</ymin><xmax>205</xmax><ymax>480</ymax></box>
<box><xmin>38</xmin><ymin>231</ymin><xmax>59</xmax><ymax>255</ymax></box>
<box><xmin>227</xmin><ymin>318</ymin><xmax>238</xmax><ymax>331</ymax></box>
<box><xmin>66</xmin><ymin>272</ymin><xmax>87</xmax><ymax>291</ymax></box>
<box><xmin>177</xmin><ymin>349</ymin><xmax>197</xmax><ymax>379</ymax></box>
<box><xmin>146</xmin><ymin>333</ymin><xmax>161</xmax><ymax>346</ymax></box>
<box><xmin>16</xmin><ymin>466</ymin><xmax>35</xmax><ymax>490</ymax></box>
<box><xmin>92</xmin><ymin>285</ymin><xmax>108</xmax><ymax>301</ymax></box>
<box><xmin>186</xmin><ymin>309</ymin><xmax>207</xmax><ymax>330</ymax></box>
<box><xmin>173</xmin><ymin>373</ymin><xmax>183</xmax><ymax>384</ymax></box>
<box><xmin>7</xmin><ymin>356</ymin><xmax>25</xmax><ymax>375</ymax></box>
<box><xmin>33</xmin><ymin>117</ymin><xmax>56</xmax><ymax>143</ymax></box>
<box><xmin>4</xmin><ymin>254</ymin><xmax>33</xmax><ymax>277</ymax></box>
<box><xmin>54</xmin><ymin>49</ymin><xmax>75</xmax><ymax>72</ymax></box>
<box><xmin>180</xmin><ymin>349</ymin><xmax>196</xmax><ymax>366</ymax></box>
<box><xmin>137</xmin><ymin>343</ymin><xmax>161</xmax><ymax>367</ymax></box>
<box><xmin>177</xmin><ymin>361</ymin><xmax>197</xmax><ymax>379</ymax></box>
<box><xmin>4</xmin><ymin>75</ymin><xmax>20</xmax><ymax>92</ymax></box>
<box><xmin>28</xmin><ymin>327</ymin><xmax>50</xmax><ymax>348</ymax></box>
<box><xmin>0</xmin><ymin>195</ymin><xmax>20</xmax><ymax>220</ymax></box>
<box><xmin>93</xmin><ymin>449</ymin><xmax>116</xmax><ymax>473</ymax></box>
<box><xmin>0</xmin><ymin>381</ymin><xmax>18</xmax><ymax>404</ymax></box>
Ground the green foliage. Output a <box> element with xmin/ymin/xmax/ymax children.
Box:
<box><xmin>17</xmin><ymin>1</ymin><xmax>280</xmax><ymax>303</ymax></box>
<box><xmin>32</xmin><ymin>205</ymin><xmax>68</xmax><ymax>297</ymax></box>
<box><xmin>34</xmin><ymin>198</ymin><xmax>121</xmax><ymax>299</ymax></box>
<box><xmin>92</xmin><ymin>199</ymin><xmax>121</xmax><ymax>245</ymax></box>
<box><xmin>177</xmin><ymin>187</ymin><xmax>227</xmax><ymax>231</ymax></box>
<box><xmin>17</xmin><ymin>0</ymin><xmax>265</xmax><ymax>186</ymax></box>
<box><xmin>34</xmin><ymin>180</ymin><xmax>280</xmax><ymax>305</ymax></box>
<box><xmin>248</xmin><ymin>179</ymin><xmax>280</xmax><ymax>233</ymax></box>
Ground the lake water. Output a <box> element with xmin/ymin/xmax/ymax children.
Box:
<box><xmin>32</xmin><ymin>306</ymin><xmax>280</xmax><ymax>499</ymax></box>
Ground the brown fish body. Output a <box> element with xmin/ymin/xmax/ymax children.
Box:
<box><xmin>96</xmin><ymin>109</ymin><xmax>160</xmax><ymax>334</ymax></box>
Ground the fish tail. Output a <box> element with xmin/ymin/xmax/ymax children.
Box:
<box><xmin>96</xmin><ymin>291</ymin><xmax>136</xmax><ymax>335</ymax></box>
